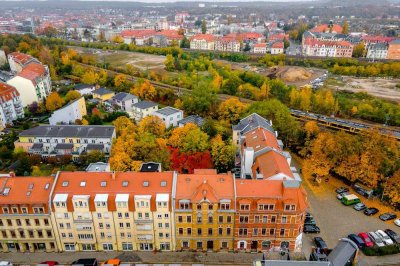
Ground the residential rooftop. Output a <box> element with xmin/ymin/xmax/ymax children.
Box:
<box><xmin>133</xmin><ymin>100</ymin><xmax>158</xmax><ymax>109</ymax></box>
<box><xmin>19</xmin><ymin>125</ymin><xmax>115</xmax><ymax>138</ymax></box>
<box><xmin>155</xmin><ymin>106</ymin><xmax>182</xmax><ymax>116</ymax></box>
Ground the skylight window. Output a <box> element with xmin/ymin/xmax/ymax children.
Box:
<box><xmin>26</xmin><ymin>191</ymin><xmax>31</xmax><ymax>196</ymax></box>
<box><xmin>28</xmin><ymin>183</ymin><xmax>34</xmax><ymax>190</ymax></box>
<box><xmin>80</xmin><ymin>181</ymin><xmax>86</xmax><ymax>187</ymax></box>
<box><xmin>62</xmin><ymin>181</ymin><xmax>69</xmax><ymax>187</ymax></box>
<box><xmin>160</xmin><ymin>181</ymin><xmax>167</xmax><ymax>187</ymax></box>
<box><xmin>3</xmin><ymin>188</ymin><xmax>10</xmax><ymax>196</ymax></box>
<box><xmin>143</xmin><ymin>181</ymin><xmax>149</xmax><ymax>187</ymax></box>
<box><xmin>101</xmin><ymin>181</ymin><xmax>107</xmax><ymax>187</ymax></box>
<box><xmin>44</xmin><ymin>183</ymin><xmax>50</xmax><ymax>190</ymax></box>
<box><xmin>122</xmin><ymin>181</ymin><xmax>129</xmax><ymax>187</ymax></box>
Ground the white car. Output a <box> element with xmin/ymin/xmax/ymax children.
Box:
<box><xmin>395</xmin><ymin>218</ymin><xmax>400</xmax><ymax>227</ymax></box>
<box><xmin>368</xmin><ymin>231</ymin><xmax>385</xmax><ymax>247</ymax></box>
<box><xmin>376</xmin><ymin>230</ymin><xmax>394</xmax><ymax>245</ymax></box>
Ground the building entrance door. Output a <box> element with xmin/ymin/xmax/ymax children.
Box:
<box><xmin>207</xmin><ymin>240</ymin><xmax>214</xmax><ymax>250</ymax></box>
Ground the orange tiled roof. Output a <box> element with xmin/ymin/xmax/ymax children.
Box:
<box><xmin>121</xmin><ymin>29</ymin><xmax>157</xmax><ymax>38</ymax></box>
<box><xmin>0</xmin><ymin>82</ymin><xmax>19</xmax><ymax>104</ymax></box>
<box><xmin>253</xmin><ymin>43</ymin><xmax>267</xmax><ymax>48</ymax></box>
<box><xmin>0</xmin><ymin>175</ymin><xmax>54</xmax><ymax>205</ymax></box>
<box><xmin>17</xmin><ymin>63</ymin><xmax>46</xmax><ymax>83</ymax></box>
<box><xmin>53</xmin><ymin>171</ymin><xmax>174</xmax><ymax>212</ymax></box>
<box><xmin>304</xmin><ymin>38</ymin><xmax>353</xmax><ymax>47</ymax></box>
<box><xmin>176</xmin><ymin>172</ymin><xmax>234</xmax><ymax>203</ymax></box>
<box><xmin>158</xmin><ymin>30</ymin><xmax>183</xmax><ymax>40</ymax></box>
<box><xmin>190</xmin><ymin>34</ymin><xmax>215</xmax><ymax>42</ymax></box>
<box><xmin>252</xmin><ymin>150</ymin><xmax>294</xmax><ymax>179</ymax></box>
<box><xmin>271</xmin><ymin>41</ymin><xmax>284</xmax><ymax>49</ymax></box>
<box><xmin>8</xmin><ymin>52</ymin><xmax>34</xmax><ymax>65</ymax></box>
<box><xmin>242</xmin><ymin>127</ymin><xmax>281</xmax><ymax>153</ymax></box>
<box><xmin>311</xmin><ymin>24</ymin><xmax>343</xmax><ymax>33</ymax></box>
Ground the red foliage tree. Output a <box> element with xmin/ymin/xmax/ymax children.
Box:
<box><xmin>168</xmin><ymin>147</ymin><xmax>213</xmax><ymax>174</ymax></box>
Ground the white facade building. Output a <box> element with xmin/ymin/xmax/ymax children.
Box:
<box><xmin>0</xmin><ymin>82</ymin><xmax>24</xmax><ymax>129</ymax></box>
<box><xmin>153</xmin><ymin>107</ymin><xmax>183</xmax><ymax>128</ymax></box>
<box><xmin>132</xmin><ymin>101</ymin><xmax>158</xmax><ymax>122</ymax></box>
<box><xmin>49</xmin><ymin>97</ymin><xmax>87</xmax><ymax>125</ymax></box>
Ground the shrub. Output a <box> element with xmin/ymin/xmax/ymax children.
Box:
<box><xmin>362</xmin><ymin>245</ymin><xmax>400</xmax><ymax>256</ymax></box>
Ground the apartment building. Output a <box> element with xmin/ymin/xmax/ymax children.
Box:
<box><xmin>310</xmin><ymin>24</ymin><xmax>343</xmax><ymax>34</ymax></box>
<box><xmin>388</xmin><ymin>39</ymin><xmax>400</xmax><ymax>60</ymax></box>
<box><xmin>302</xmin><ymin>39</ymin><xmax>353</xmax><ymax>58</ymax></box>
<box><xmin>271</xmin><ymin>42</ymin><xmax>284</xmax><ymax>55</ymax></box>
<box><xmin>366</xmin><ymin>42</ymin><xmax>388</xmax><ymax>59</ymax></box>
<box><xmin>7</xmin><ymin>62</ymin><xmax>52</xmax><ymax>107</ymax></box>
<box><xmin>51</xmin><ymin>171</ymin><xmax>175</xmax><ymax>252</ymax></box>
<box><xmin>111</xmin><ymin>92</ymin><xmax>138</xmax><ymax>113</ymax></box>
<box><xmin>190</xmin><ymin>34</ymin><xmax>215</xmax><ymax>50</ymax></box>
<box><xmin>7</xmin><ymin>52</ymin><xmax>40</xmax><ymax>73</ymax></box>
<box><xmin>121</xmin><ymin>30</ymin><xmax>157</xmax><ymax>45</ymax></box>
<box><xmin>49</xmin><ymin>97</ymin><xmax>87</xmax><ymax>125</ymax></box>
<box><xmin>0</xmin><ymin>173</ymin><xmax>57</xmax><ymax>252</ymax></box>
<box><xmin>93</xmin><ymin>88</ymin><xmax>115</xmax><ymax>102</ymax></box>
<box><xmin>173</xmin><ymin>169</ymin><xmax>235</xmax><ymax>251</ymax></box>
<box><xmin>235</xmin><ymin>179</ymin><xmax>307</xmax><ymax>252</ymax></box>
<box><xmin>14</xmin><ymin>125</ymin><xmax>116</xmax><ymax>159</ymax></box>
<box><xmin>215</xmin><ymin>36</ymin><xmax>241</xmax><ymax>52</ymax></box>
<box><xmin>0</xmin><ymin>82</ymin><xmax>24</xmax><ymax>129</ymax></box>
<box><xmin>253</xmin><ymin>43</ymin><xmax>267</xmax><ymax>54</ymax></box>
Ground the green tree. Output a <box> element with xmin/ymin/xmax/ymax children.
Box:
<box><xmin>180</xmin><ymin>36</ymin><xmax>190</xmax><ymax>48</ymax></box>
<box><xmin>211</xmin><ymin>135</ymin><xmax>236</xmax><ymax>173</ymax></box>
<box><xmin>352</xmin><ymin>42</ymin><xmax>366</xmax><ymax>58</ymax></box>
<box><xmin>201</xmin><ymin>20</ymin><xmax>207</xmax><ymax>34</ymax></box>
<box><xmin>342</xmin><ymin>21</ymin><xmax>349</xmax><ymax>34</ymax></box>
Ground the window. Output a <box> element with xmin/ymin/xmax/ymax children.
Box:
<box><xmin>21</xmin><ymin>207</ymin><xmax>27</xmax><ymax>214</ymax></box>
<box><xmin>99</xmin><ymin>223</ymin><xmax>103</xmax><ymax>229</ymax></box>
<box><xmin>33</xmin><ymin>207</ymin><xmax>44</xmax><ymax>214</ymax></box>
<box><xmin>35</xmin><ymin>219</ymin><xmax>40</xmax><ymax>226</ymax></box>
<box><xmin>197</xmin><ymin>204</ymin><xmax>202</xmax><ymax>210</ymax></box>
<box><xmin>208</xmin><ymin>204</ymin><xmax>213</xmax><ymax>210</ymax></box>
<box><xmin>282</xmin><ymin>216</ymin><xmax>287</xmax><ymax>224</ymax></box>
<box><xmin>197</xmin><ymin>216</ymin><xmax>202</xmax><ymax>223</ymax></box>
<box><xmin>160</xmin><ymin>181</ymin><xmax>167</xmax><ymax>187</ymax></box>
<box><xmin>208</xmin><ymin>216</ymin><xmax>213</xmax><ymax>223</ymax></box>
<box><xmin>2</xmin><ymin>207</ymin><xmax>8</xmax><ymax>214</ymax></box>
<box><xmin>119</xmin><ymin>223</ymin><xmax>124</xmax><ymax>228</ymax></box>
<box><xmin>97</xmin><ymin>213</ymin><xmax>102</xmax><ymax>218</ymax></box>
<box><xmin>3</xmin><ymin>188</ymin><xmax>10</xmax><ymax>195</ymax></box>
<box><xmin>59</xmin><ymin>223</ymin><xmax>64</xmax><ymax>229</ymax></box>
<box><xmin>126</xmin><ymin>222</ymin><xmax>130</xmax><ymax>229</ymax></box>
<box><xmin>187</xmin><ymin>216</ymin><xmax>192</xmax><ymax>223</ymax></box>
<box><xmin>271</xmin><ymin>216</ymin><xmax>276</xmax><ymax>223</ymax></box>
<box><xmin>16</xmin><ymin>219</ymin><xmax>21</xmax><ymax>226</ymax></box>
<box><xmin>125</xmin><ymin>212</ymin><xmax>129</xmax><ymax>218</ymax></box>
<box><xmin>197</xmin><ymin>242</ymin><xmax>202</xmax><ymax>249</ymax></box>
<box><xmin>220</xmin><ymin>203</ymin><xmax>230</xmax><ymax>210</ymax></box>
<box><xmin>221</xmin><ymin>241</ymin><xmax>228</xmax><ymax>249</ymax></box>
<box><xmin>118</xmin><ymin>212</ymin><xmax>122</xmax><ymax>218</ymax></box>
<box><xmin>64</xmin><ymin>213</ymin><xmax>69</xmax><ymax>219</ymax></box>
<box><xmin>66</xmin><ymin>223</ymin><xmax>71</xmax><ymax>229</ymax></box>
<box><xmin>270</xmin><ymin>228</ymin><xmax>275</xmax><ymax>236</ymax></box>
<box><xmin>253</xmin><ymin>228</ymin><xmax>258</xmax><ymax>236</ymax></box>
<box><xmin>218</xmin><ymin>227</ymin><xmax>223</xmax><ymax>235</ymax></box>
<box><xmin>285</xmin><ymin>205</ymin><xmax>296</xmax><ymax>211</ymax></box>
<box><xmin>179</xmin><ymin>202</ymin><xmax>190</xmax><ymax>209</ymax></box>
<box><xmin>25</xmin><ymin>219</ymin><xmax>31</xmax><ymax>226</ymax></box>
<box><xmin>187</xmin><ymin>228</ymin><xmax>192</xmax><ymax>235</ymax></box>
<box><xmin>227</xmin><ymin>216</ymin><xmax>232</xmax><ymax>223</ymax></box>
<box><xmin>143</xmin><ymin>181</ymin><xmax>149</xmax><ymax>187</ymax></box>
<box><xmin>258</xmin><ymin>204</ymin><xmax>274</xmax><ymax>211</ymax></box>
<box><xmin>280</xmin><ymin>229</ymin><xmax>285</xmax><ymax>236</ymax></box>
<box><xmin>178</xmin><ymin>216</ymin><xmax>183</xmax><ymax>223</ymax></box>
<box><xmin>239</xmin><ymin>228</ymin><xmax>248</xmax><ymax>236</ymax></box>
<box><xmin>122</xmin><ymin>243</ymin><xmax>133</xmax><ymax>251</ymax></box>
<box><xmin>61</xmin><ymin>233</ymin><xmax>66</xmax><ymax>238</ymax></box>
<box><xmin>255</xmin><ymin>216</ymin><xmax>260</xmax><ymax>223</ymax></box>
<box><xmin>239</xmin><ymin>216</ymin><xmax>249</xmax><ymax>223</ymax></box>
<box><xmin>165</xmin><ymin>223</ymin><xmax>169</xmax><ymax>228</ymax></box>
<box><xmin>262</xmin><ymin>228</ymin><xmax>267</xmax><ymax>235</ymax></box>
<box><xmin>227</xmin><ymin>227</ymin><xmax>231</xmax><ymax>235</ymax></box>
<box><xmin>263</xmin><ymin>215</ymin><xmax>268</xmax><ymax>223</ymax></box>
<box><xmin>120</xmin><ymin>232</ymin><xmax>125</xmax><ymax>238</ymax></box>
<box><xmin>178</xmin><ymin>228</ymin><xmax>183</xmax><ymax>235</ymax></box>
<box><xmin>122</xmin><ymin>181</ymin><xmax>129</xmax><ymax>187</ymax></box>
<box><xmin>218</xmin><ymin>216</ymin><xmax>223</xmax><ymax>223</ymax></box>
<box><xmin>7</xmin><ymin>219</ymin><xmax>12</xmax><ymax>226</ymax></box>
<box><xmin>262</xmin><ymin>241</ymin><xmax>271</xmax><ymax>250</ymax></box>
<box><xmin>158</xmin><ymin>223</ymin><xmax>162</xmax><ymax>228</ymax></box>
<box><xmin>240</xmin><ymin>204</ymin><xmax>250</xmax><ymax>210</ymax></box>
<box><xmin>12</xmin><ymin>207</ymin><xmax>18</xmax><ymax>214</ymax></box>
<box><xmin>62</xmin><ymin>181</ymin><xmax>69</xmax><ymax>187</ymax></box>
<box><xmin>208</xmin><ymin>228</ymin><xmax>213</xmax><ymax>235</ymax></box>
<box><xmin>80</xmin><ymin>181</ymin><xmax>86</xmax><ymax>187</ymax></box>
<box><xmin>197</xmin><ymin>228</ymin><xmax>202</xmax><ymax>236</ymax></box>
<box><xmin>164</xmin><ymin>213</ymin><xmax>169</xmax><ymax>218</ymax></box>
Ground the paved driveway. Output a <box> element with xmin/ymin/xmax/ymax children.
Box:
<box><xmin>302</xmin><ymin>180</ymin><xmax>400</xmax><ymax>266</ymax></box>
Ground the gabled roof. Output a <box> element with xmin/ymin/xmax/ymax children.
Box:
<box><xmin>0</xmin><ymin>175</ymin><xmax>53</xmax><ymax>205</ymax></box>
<box><xmin>178</xmin><ymin>115</ymin><xmax>204</xmax><ymax>127</ymax></box>
<box><xmin>93</xmin><ymin>88</ymin><xmax>114</xmax><ymax>96</ymax></box>
<box><xmin>176</xmin><ymin>172</ymin><xmax>235</xmax><ymax>203</ymax></box>
<box><xmin>121</xmin><ymin>29</ymin><xmax>157</xmax><ymax>38</ymax></box>
<box><xmin>190</xmin><ymin>34</ymin><xmax>215</xmax><ymax>42</ymax></box>
<box><xmin>0</xmin><ymin>82</ymin><xmax>19</xmax><ymax>104</ymax></box>
<box><xmin>8</xmin><ymin>52</ymin><xmax>38</xmax><ymax>66</ymax></box>
<box><xmin>133</xmin><ymin>100</ymin><xmax>158</xmax><ymax>109</ymax></box>
<box><xmin>113</xmin><ymin>92</ymin><xmax>138</xmax><ymax>102</ymax></box>
<box><xmin>252</xmin><ymin>149</ymin><xmax>294</xmax><ymax>179</ymax></box>
<box><xmin>17</xmin><ymin>63</ymin><xmax>46</xmax><ymax>84</ymax></box>
<box><xmin>74</xmin><ymin>84</ymin><xmax>95</xmax><ymax>90</ymax></box>
<box><xmin>233</xmin><ymin>113</ymin><xmax>275</xmax><ymax>135</ymax></box>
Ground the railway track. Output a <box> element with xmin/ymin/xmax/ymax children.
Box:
<box><xmin>76</xmin><ymin>62</ymin><xmax>400</xmax><ymax>141</ymax></box>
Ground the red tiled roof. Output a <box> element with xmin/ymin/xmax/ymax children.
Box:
<box><xmin>17</xmin><ymin>63</ymin><xmax>46</xmax><ymax>83</ymax></box>
<box><xmin>253</xmin><ymin>43</ymin><xmax>267</xmax><ymax>48</ymax></box>
<box><xmin>0</xmin><ymin>82</ymin><xmax>19</xmax><ymax>104</ymax></box>
<box><xmin>304</xmin><ymin>38</ymin><xmax>353</xmax><ymax>47</ymax></box>
<box><xmin>190</xmin><ymin>33</ymin><xmax>215</xmax><ymax>42</ymax></box>
<box><xmin>121</xmin><ymin>29</ymin><xmax>157</xmax><ymax>38</ymax></box>
<box><xmin>271</xmin><ymin>41</ymin><xmax>284</xmax><ymax>49</ymax></box>
<box><xmin>311</xmin><ymin>24</ymin><xmax>343</xmax><ymax>33</ymax></box>
<box><xmin>53</xmin><ymin>171</ymin><xmax>174</xmax><ymax>212</ymax></box>
<box><xmin>157</xmin><ymin>30</ymin><xmax>184</xmax><ymax>40</ymax></box>
<box><xmin>361</xmin><ymin>36</ymin><xmax>396</xmax><ymax>43</ymax></box>
<box><xmin>252</xmin><ymin>150</ymin><xmax>294</xmax><ymax>179</ymax></box>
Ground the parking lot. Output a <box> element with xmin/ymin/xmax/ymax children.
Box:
<box><xmin>302</xmin><ymin>180</ymin><xmax>400</xmax><ymax>265</ymax></box>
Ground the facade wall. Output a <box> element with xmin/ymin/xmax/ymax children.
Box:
<box><xmin>6</xmin><ymin>77</ymin><xmax>38</xmax><ymax>107</ymax></box>
<box><xmin>0</xmin><ymin>96</ymin><xmax>24</xmax><ymax>128</ymax></box>
<box><xmin>133</xmin><ymin>106</ymin><xmax>159</xmax><ymax>122</ymax></box>
<box><xmin>49</xmin><ymin>97</ymin><xmax>87</xmax><ymax>125</ymax></box>
<box><xmin>388</xmin><ymin>43</ymin><xmax>400</xmax><ymax>60</ymax></box>
<box><xmin>154</xmin><ymin>111</ymin><xmax>183</xmax><ymax>128</ymax></box>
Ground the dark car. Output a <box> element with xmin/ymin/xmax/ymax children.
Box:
<box><xmin>379</xmin><ymin>213</ymin><xmax>397</xmax><ymax>221</ymax></box>
<box><xmin>305</xmin><ymin>217</ymin><xmax>316</xmax><ymax>225</ymax></box>
<box><xmin>364</xmin><ymin>207</ymin><xmax>379</xmax><ymax>216</ymax></box>
<box><xmin>72</xmin><ymin>259</ymin><xmax>98</xmax><ymax>266</ymax></box>
<box><xmin>335</xmin><ymin>187</ymin><xmax>349</xmax><ymax>194</ymax></box>
<box><xmin>304</xmin><ymin>225</ymin><xmax>320</xmax><ymax>233</ymax></box>
<box><xmin>384</xmin><ymin>229</ymin><xmax>400</xmax><ymax>244</ymax></box>
<box><xmin>314</xmin><ymin>237</ymin><xmax>328</xmax><ymax>249</ymax></box>
<box><xmin>353</xmin><ymin>203</ymin><xmax>366</xmax><ymax>211</ymax></box>
<box><xmin>347</xmin><ymin>234</ymin><xmax>365</xmax><ymax>249</ymax></box>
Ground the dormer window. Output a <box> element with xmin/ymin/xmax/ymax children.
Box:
<box><xmin>80</xmin><ymin>181</ymin><xmax>86</xmax><ymax>187</ymax></box>
<box><xmin>143</xmin><ymin>181</ymin><xmax>149</xmax><ymax>187</ymax></box>
<box><xmin>62</xmin><ymin>181</ymin><xmax>69</xmax><ymax>187</ymax></box>
<box><xmin>100</xmin><ymin>181</ymin><xmax>107</xmax><ymax>187</ymax></box>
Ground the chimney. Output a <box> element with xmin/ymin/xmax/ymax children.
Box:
<box><xmin>9</xmin><ymin>171</ymin><xmax>15</xmax><ymax>177</ymax></box>
<box><xmin>111</xmin><ymin>171</ymin><xmax>116</xmax><ymax>180</ymax></box>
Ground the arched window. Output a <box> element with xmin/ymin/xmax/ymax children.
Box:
<box><xmin>262</xmin><ymin>241</ymin><xmax>271</xmax><ymax>250</ymax></box>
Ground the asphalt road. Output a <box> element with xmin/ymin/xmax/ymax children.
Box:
<box><xmin>302</xmin><ymin>180</ymin><xmax>400</xmax><ymax>266</ymax></box>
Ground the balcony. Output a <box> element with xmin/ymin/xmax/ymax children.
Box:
<box><xmin>134</xmin><ymin>218</ymin><xmax>153</xmax><ymax>224</ymax></box>
<box><xmin>73</xmin><ymin>218</ymin><xmax>93</xmax><ymax>223</ymax></box>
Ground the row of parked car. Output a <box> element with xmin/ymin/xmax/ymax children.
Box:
<box><xmin>335</xmin><ymin>186</ymin><xmax>400</xmax><ymax>226</ymax></box>
<box><xmin>303</xmin><ymin>212</ymin><xmax>321</xmax><ymax>233</ymax></box>
<box><xmin>348</xmin><ymin>229</ymin><xmax>400</xmax><ymax>249</ymax></box>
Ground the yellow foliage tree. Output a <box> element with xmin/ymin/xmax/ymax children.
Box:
<box><xmin>131</xmin><ymin>80</ymin><xmax>157</xmax><ymax>100</ymax></box>
<box><xmin>138</xmin><ymin>116</ymin><xmax>166</xmax><ymax>137</ymax></box>
<box><xmin>65</xmin><ymin>90</ymin><xmax>81</xmax><ymax>102</ymax></box>
<box><xmin>46</xmin><ymin>92</ymin><xmax>65</xmax><ymax>111</ymax></box>
<box><xmin>217</xmin><ymin>98</ymin><xmax>247</xmax><ymax>124</ymax></box>
<box><xmin>81</xmin><ymin>70</ymin><xmax>99</xmax><ymax>85</ymax></box>
<box><xmin>112</xmin><ymin>36</ymin><xmax>124</xmax><ymax>43</ymax></box>
<box><xmin>259</xmin><ymin>81</ymin><xmax>270</xmax><ymax>100</ymax></box>
<box><xmin>114</xmin><ymin>74</ymin><xmax>127</xmax><ymax>88</ymax></box>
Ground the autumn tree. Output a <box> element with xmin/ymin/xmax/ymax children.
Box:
<box><xmin>342</xmin><ymin>21</ymin><xmax>349</xmax><ymax>34</ymax></box>
<box><xmin>131</xmin><ymin>79</ymin><xmax>157</xmax><ymax>100</ymax></box>
<box><xmin>65</xmin><ymin>90</ymin><xmax>81</xmax><ymax>102</ymax></box>
<box><xmin>218</xmin><ymin>98</ymin><xmax>247</xmax><ymax>124</ymax></box>
<box><xmin>259</xmin><ymin>81</ymin><xmax>270</xmax><ymax>100</ymax></box>
<box><xmin>211</xmin><ymin>135</ymin><xmax>236</xmax><ymax>173</ymax></box>
<box><xmin>112</xmin><ymin>116</ymin><xmax>135</xmax><ymax>136</ymax></box>
<box><xmin>138</xmin><ymin>116</ymin><xmax>166</xmax><ymax>137</ymax></box>
<box><xmin>165</xmin><ymin>54</ymin><xmax>175</xmax><ymax>71</ymax></box>
<box><xmin>81</xmin><ymin>70</ymin><xmax>99</xmax><ymax>85</ymax></box>
<box><xmin>352</xmin><ymin>42</ymin><xmax>366</xmax><ymax>58</ymax></box>
<box><xmin>46</xmin><ymin>91</ymin><xmax>65</xmax><ymax>111</ymax></box>
<box><xmin>114</xmin><ymin>74</ymin><xmax>127</xmax><ymax>88</ymax></box>
<box><xmin>168</xmin><ymin>123</ymin><xmax>209</xmax><ymax>153</ymax></box>
<box><xmin>384</xmin><ymin>170</ymin><xmax>400</xmax><ymax>209</ymax></box>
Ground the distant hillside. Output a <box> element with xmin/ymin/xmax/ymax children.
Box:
<box><xmin>324</xmin><ymin>0</ymin><xmax>391</xmax><ymax>6</ymax></box>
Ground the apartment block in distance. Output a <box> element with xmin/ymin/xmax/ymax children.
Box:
<box><xmin>14</xmin><ymin>125</ymin><xmax>116</xmax><ymax>160</ymax></box>
<box><xmin>51</xmin><ymin>171</ymin><xmax>176</xmax><ymax>252</ymax></box>
<box><xmin>0</xmin><ymin>82</ymin><xmax>24</xmax><ymax>129</ymax></box>
<box><xmin>173</xmin><ymin>169</ymin><xmax>235</xmax><ymax>251</ymax></box>
<box><xmin>0</xmin><ymin>173</ymin><xmax>57</xmax><ymax>252</ymax></box>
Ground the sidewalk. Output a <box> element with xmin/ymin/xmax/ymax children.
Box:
<box><xmin>0</xmin><ymin>251</ymin><xmax>262</xmax><ymax>265</ymax></box>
